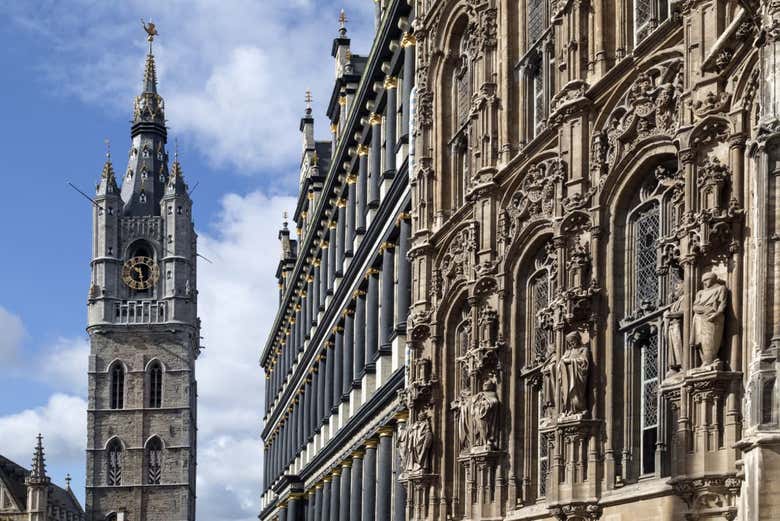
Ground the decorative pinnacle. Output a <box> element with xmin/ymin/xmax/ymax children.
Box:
<box><xmin>305</xmin><ymin>89</ymin><xmax>312</xmax><ymax>109</ymax></box>
<box><xmin>282</xmin><ymin>211</ymin><xmax>289</xmax><ymax>230</ymax></box>
<box><xmin>29</xmin><ymin>434</ymin><xmax>47</xmax><ymax>483</ymax></box>
<box><xmin>65</xmin><ymin>474</ymin><xmax>72</xmax><ymax>489</ymax></box>
<box><xmin>104</xmin><ymin>138</ymin><xmax>111</xmax><ymax>161</ymax></box>
<box><xmin>174</xmin><ymin>137</ymin><xmax>179</xmax><ymax>162</ymax></box>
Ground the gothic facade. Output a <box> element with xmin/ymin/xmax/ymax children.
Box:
<box><xmin>259</xmin><ymin>3</ymin><xmax>415</xmax><ymax>521</ymax></box>
<box><xmin>407</xmin><ymin>0</ymin><xmax>778</xmax><ymax>520</ymax></box>
<box><xmin>84</xmin><ymin>28</ymin><xmax>200</xmax><ymax>521</ymax></box>
<box><xmin>263</xmin><ymin>0</ymin><xmax>780</xmax><ymax>520</ymax></box>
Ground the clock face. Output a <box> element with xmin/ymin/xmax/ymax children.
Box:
<box><xmin>122</xmin><ymin>256</ymin><xmax>160</xmax><ymax>290</ymax></box>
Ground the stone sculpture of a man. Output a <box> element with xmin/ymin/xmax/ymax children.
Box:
<box><xmin>559</xmin><ymin>331</ymin><xmax>590</xmax><ymax>417</ymax></box>
<box><xmin>664</xmin><ymin>280</ymin><xmax>684</xmax><ymax>375</ymax></box>
<box><xmin>471</xmin><ymin>381</ymin><xmax>499</xmax><ymax>449</ymax></box>
<box><xmin>691</xmin><ymin>272</ymin><xmax>727</xmax><ymax>367</ymax></box>
<box><xmin>408</xmin><ymin>410</ymin><xmax>433</xmax><ymax>474</ymax></box>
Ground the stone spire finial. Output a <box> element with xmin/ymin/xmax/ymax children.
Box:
<box><xmin>133</xmin><ymin>19</ymin><xmax>165</xmax><ymax>127</ymax></box>
<box><xmin>305</xmin><ymin>89</ymin><xmax>312</xmax><ymax>114</ymax></box>
<box><xmin>29</xmin><ymin>434</ymin><xmax>48</xmax><ymax>484</ymax></box>
<box><xmin>97</xmin><ymin>139</ymin><xmax>119</xmax><ymax>194</ymax></box>
<box><xmin>65</xmin><ymin>474</ymin><xmax>72</xmax><ymax>489</ymax></box>
<box><xmin>167</xmin><ymin>137</ymin><xmax>188</xmax><ymax>196</ymax></box>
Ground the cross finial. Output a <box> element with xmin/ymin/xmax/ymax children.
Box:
<box><xmin>338</xmin><ymin>9</ymin><xmax>347</xmax><ymax>30</ymax></box>
<box><xmin>104</xmin><ymin>138</ymin><xmax>111</xmax><ymax>160</ymax></box>
<box><xmin>305</xmin><ymin>89</ymin><xmax>312</xmax><ymax>109</ymax></box>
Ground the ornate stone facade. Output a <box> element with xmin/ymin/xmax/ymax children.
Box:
<box><xmin>404</xmin><ymin>0</ymin><xmax>780</xmax><ymax>520</ymax></box>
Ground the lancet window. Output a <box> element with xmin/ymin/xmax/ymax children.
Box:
<box><xmin>522</xmin><ymin>0</ymin><xmax>553</xmax><ymax>139</ymax></box>
<box><xmin>634</xmin><ymin>0</ymin><xmax>669</xmax><ymax>43</ymax></box>
<box><xmin>618</xmin><ymin>165</ymin><xmax>680</xmax><ymax>479</ymax></box>
<box><xmin>449</xmin><ymin>30</ymin><xmax>472</xmax><ymax>210</ymax></box>
<box><xmin>110</xmin><ymin>363</ymin><xmax>125</xmax><ymax>410</ymax></box>
<box><xmin>148</xmin><ymin>361</ymin><xmax>163</xmax><ymax>408</ymax></box>
<box><xmin>146</xmin><ymin>437</ymin><xmax>163</xmax><ymax>485</ymax></box>
<box><xmin>107</xmin><ymin>439</ymin><xmax>123</xmax><ymax>486</ymax></box>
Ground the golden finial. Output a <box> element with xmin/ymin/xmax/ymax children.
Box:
<box><xmin>141</xmin><ymin>18</ymin><xmax>158</xmax><ymax>43</ymax></box>
<box><xmin>338</xmin><ymin>9</ymin><xmax>348</xmax><ymax>30</ymax></box>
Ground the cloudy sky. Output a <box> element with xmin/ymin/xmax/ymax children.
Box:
<box><xmin>0</xmin><ymin>2</ymin><xmax>374</xmax><ymax>519</ymax></box>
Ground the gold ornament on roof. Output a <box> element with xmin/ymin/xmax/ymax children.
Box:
<box><xmin>141</xmin><ymin>19</ymin><xmax>158</xmax><ymax>42</ymax></box>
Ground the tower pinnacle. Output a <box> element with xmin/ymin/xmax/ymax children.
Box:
<box><xmin>28</xmin><ymin>434</ymin><xmax>49</xmax><ymax>484</ymax></box>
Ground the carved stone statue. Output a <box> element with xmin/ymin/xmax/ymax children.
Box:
<box><xmin>664</xmin><ymin>281</ymin><xmax>684</xmax><ymax>375</ymax></box>
<box><xmin>691</xmin><ymin>272</ymin><xmax>727</xmax><ymax>367</ymax></box>
<box><xmin>541</xmin><ymin>357</ymin><xmax>556</xmax><ymax>418</ymax></box>
<box><xmin>558</xmin><ymin>332</ymin><xmax>590</xmax><ymax>417</ymax></box>
<box><xmin>396</xmin><ymin>420</ymin><xmax>410</xmax><ymax>474</ymax></box>
<box><xmin>453</xmin><ymin>389</ymin><xmax>473</xmax><ymax>450</ymax></box>
<box><xmin>407</xmin><ymin>410</ymin><xmax>433</xmax><ymax>474</ymax></box>
<box><xmin>471</xmin><ymin>380</ymin><xmax>499</xmax><ymax>449</ymax></box>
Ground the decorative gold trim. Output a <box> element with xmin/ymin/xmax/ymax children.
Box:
<box><xmin>351</xmin><ymin>449</ymin><xmax>365</xmax><ymax>458</ymax></box>
<box><xmin>364</xmin><ymin>438</ymin><xmax>379</xmax><ymax>448</ymax></box>
<box><xmin>365</xmin><ymin>268</ymin><xmax>380</xmax><ymax>277</ymax></box>
<box><xmin>341</xmin><ymin>459</ymin><xmax>353</xmax><ymax>468</ymax></box>
<box><xmin>357</xmin><ymin>144</ymin><xmax>369</xmax><ymax>156</ymax></box>
<box><xmin>329</xmin><ymin>221</ymin><xmax>338</xmax><ymax>230</ymax></box>
<box><xmin>337</xmin><ymin>198</ymin><xmax>347</xmax><ymax>208</ymax></box>
<box><xmin>379</xmin><ymin>241</ymin><xmax>395</xmax><ymax>251</ymax></box>
<box><xmin>401</xmin><ymin>33</ymin><xmax>416</xmax><ymax>47</ymax></box>
<box><xmin>330</xmin><ymin>123</ymin><xmax>338</xmax><ymax>134</ymax></box>
<box><xmin>352</xmin><ymin>289</ymin><xmax>366</xmax><ymax>298</ymax></box>
<box><xmin>338</xmin><ymin>96</ymin><xmax>347</xmax><ymax>106</ymax></box>
<box><xmin>369</xmin><ymin>113</ymin><xmax>381</xmax><ymax>125</ymax></box>
<box><xmin>384</xmin><ymin>76</ymin><xmax>398</xmax><ymax>89</ymax></box>
<box><xmin>378</xmin><ymin>426</ymin><xmax>395</xmax><ymax>437</ymax></box>
<box><xmin>346</xmin><ymin>174</ymin><xmax>358</xmax><ymax>184</ymax></box>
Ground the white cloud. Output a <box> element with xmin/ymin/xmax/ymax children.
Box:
<box><xmin>38</xmin><ymin>337</ymin><xmax>90</xmax><ymax>395</ymax></box>
<box><xmin>0</xmin><ymin>306</ymin><xmax>25</xmax><ymax>364</ymax></box>
<box><xmin>0</xmin><ymin>393</ymin><xmax>87</xmax><ymax>467</ymax></box>
<box><xmin>193</xmin><ymin>190</ymin><xmax>296</xmax><ymax>520</ymax></box>
<box><xmin>8</xmin><ymin>0</ymin><xmax>376</xmax><ymax>175</ymax></box>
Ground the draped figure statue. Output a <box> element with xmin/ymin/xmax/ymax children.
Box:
<box><xmin>559</xmin><ymin>331</ymin><xmax>590</xmax><ymax>417</ymax></box>
<box><xmin>691</xmin><ymin>272</ymin><xmax>727</xmax><ymax>367</ymax></box>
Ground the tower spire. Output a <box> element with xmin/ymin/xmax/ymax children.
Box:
<box><xmin>97</xmin><ymin>139</ymin><xmax>119</xmax><ymax>195</ymax></box>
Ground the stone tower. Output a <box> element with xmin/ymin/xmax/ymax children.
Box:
<box><xmin>85</xmin><ymin>24</ymin><xmax>199</xmax><ymax>521</ymax></box>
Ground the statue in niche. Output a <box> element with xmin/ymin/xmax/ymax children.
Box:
<box><xmin>453</xmin><ymin>389</ymin><xmax>473</xmax><ymax>450</ymax></box>
<box><xmin>541</xmin><ymin>356</ymin><xmax>556</xmax><ymax>419</ymax></box>
<box><xmin>691</xmin><ymin>272</ymin><xmax>728</xmax><ymax>367</ymax></box>
<box><xmin>471</xmin><ymin>380</ymin><xmax>499</xmax><ymax>449</ymax></box>
<box><xmin>558</xmin><ymin>331</ymin><xmax>590</xmax><ymax>417</ymax></box>
<box><xmin>664</xmin><ymin>280</ymin><xmax>685</xmax><ymax>375</ymax></box>
<box><xmin>396</xmin><ymin>420</ymin><xmax>410</xmax><ymax>474</ymax></box>
<box><xmin>407</xmin><ymin>410</ymin><xmax>433</xmax><ymax>474</ymax></box>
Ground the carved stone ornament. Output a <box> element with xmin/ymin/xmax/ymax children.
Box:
<box><xmin>691</xmin><ymin>272</ymin><xmax>728</xmax><ymax>368</ymax></box>
<box><xmin>603</xmin><ymin>58</ymin><xmax>682</xmax><ymax>166</ymax></box>
<box><xmin>502</xmin><ymin>159</ymin><xmax>566</xmax><ymax>242</ymax></box>
<box><xmin>664</xmin><ymin>280</ymin><xmax>685</xmax><ymax>375</ymax></box>
<box><xmin>402</xmin><ymin>410</ymin><xmax>433</xmax><ymax>475</ymax></box>
<box><xmin>670</xmin><ymin>475</ymin><xmax>741</xmax><ymax>521</ymax></box>
<box><xmin>549</xmin><ymin>501</ymin><xmax>603</xmax><ymax>521</ymax></box>
<box><xmin>436</xmin><ymin>223</ymin><xmax>478</xmax><ymax>299</ymax></box>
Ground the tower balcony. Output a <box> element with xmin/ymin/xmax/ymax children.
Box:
<box><xmin>114</xmin><ymin>299</ymin><xmax>167</xmax><ymax>324</ymax></box>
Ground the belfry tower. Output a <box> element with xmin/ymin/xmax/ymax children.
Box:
<box><xmin>85</xmin><ymin>21</ymin><xmax>199</xmax><ymax>521</ymax></box>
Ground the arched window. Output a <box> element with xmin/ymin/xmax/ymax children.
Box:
<box><xmin>522</xmin><ymin>0</ymin><xmax>553</xmax><ymax>139</ymax></box>
<box><xmin>148</xmin><ymin>361</ymin><xmax>163</xmax><ymax>408</ymax></box>
<box><xmin>451</xmin><ymin>31</ymin><xmax>472</xmax><ymax>209</ymax></box>
<box><xmin>634</xmin><ymin>0</ymin><xmax>669</xmax><ymax>43</ymax></box>
<box><xmin>146</xmin><ymin>437</ymin><xmax>163</xmax><ymax>485</ymax></box>
<box><xmin>107</xmin><ymin>439</ymin><xmax>123</xmax><ymax>486</ymax></box>
<box><xmin>110</xmin><ymin>363</ymin><xmax>125</xmax><ymax>410</ymax></box>
<box><xmin>618</xmin><ymin>164</ymin><xmax>680</xmax><ymax>480</ymax></box>
<box><xmin>106</xmin><ymin>514</ymin><xmax>117</xmax><ymax>521</ymax></box>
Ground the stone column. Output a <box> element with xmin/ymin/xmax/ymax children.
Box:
<box><xmin>322</xmin><ymin>478</ymin><xmax>331</xmax><ymax>521</ymax></box>
<box><xmin>315</xmin><ymin>483</ymin><xmax>324</xmax><ymax>521</ymax></box>
<box><xmin>357</xmin><ymin>146</ymin><xmax>369</xmax><ymax>233</ymax></box>
<box><xmin>316</xmin><ymin>357</ymin><xmax>325</xmax><ymax>429</ymax></box>
<box><xmin>330</xmin><ymin>470</ymin><xmax>341</xmax><ymax>521</ymax></box>
<box><xmin>289</xmin><ymin>493</ymin><xmax>302</xmax><ymax>521</ymax></box>
<box><xmin>343</xmin><ymin>308</ymin><xmax>355</xmax><ymax>396</ymax></box>
<box><xmin>396</xmin><ymin>214</ymin><xmax>411</xmax><ymax>333</ymax></box>
<box><xmin>346</xmin><ymin>174</ymin><xmax>357</xmax><ymax>255</ymax></box>
<box><xmin>380</xmin><ymin>242</ymin><xmax>396</xmax><ymax>349</ymax></box>
<box><xmin>309</xmin><ymin>373</ymin><xmax>317</xmax><ymax>439</ymax></box>
<box><xmin>353</xmin><ymin>289</ymin><xmax>366</xmax><ymax>379</ymax></box>
<box><xmin>319</xmin><ymin>249</ymin><xmax>328</xmax><ymax>309</ymax></box>
<box><xmin>400</xmin><ymin>34</ymin><xmax>415</xmax><ymax>143</ymax></box>
<box><xmin>325</xmin><ymin>342</ymin><xmax>335</xmax><ymax>419</ymax></box>
<box><xmin>279</xmin><ymin>502</ymin><xmax>288</xmax><ymax>521</ymax></box>
<box><xmin>383</xmin><ymin>77</ymin><xmax>398</xmax><ymax>177</ymax></box>
<box><xmin>340</xmin><ymin>460</ymin><xmax>351</xmax><ymax>521</ymax></box>
<box><xmin>307</xmin><ymin>489</ymin><xmax>315</xmax><ymax>521</ymax></box>
<box><xmin>336</xmin><ymin>202</ymin><xmax>346</xmax><ymax>276</ymax></box>
<box><xmin>366</xmin><ymin>269</ymin><xmax>380</xmax><ymax>364</ymax></box>
<box><xmin>362</xmin><ymin>440</ymin><xmax>377</xmax><ymax>521</ymax></box>
<box><xmin>305</xmin><ymin>279</ymin><xmax>313</xmax><ymax>337</ymax></box>
<box><xmin>368</xmin><ymin>114</ymin><xmax>382</xmax><ymax>208</ymax></box>
<box><xmin>313</xmin><ymin>260</ymin><xmax>321</xmax><ymax>319</ymax></box>
<box><xmin>333</xmin><ymin>330</ymin><xmax>343</xmax><ymax>413</ymax></box>
<box><xmin>328</xmin><ymin>222</ymin><xmax>337</xmax><ymax>291</ymax></box>
<box><xmin>303</xmin><ymin>377</ymin><xmax>311</xmax><ymax>443</ymax></box>
<box><xmin>376</xmin><ymin>428</ymin><xmax>393</xmax><ymax>521</ymax></box>
<box><xmin>350</xmin><ymin>450</ymin><xmax>364</xmax><ymax>521</ymax></box>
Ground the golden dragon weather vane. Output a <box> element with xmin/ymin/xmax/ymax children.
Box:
<box><xmin>141</xmin><ymin>18</ymin><xmax>158</xmax><ymax>51</ymax></box>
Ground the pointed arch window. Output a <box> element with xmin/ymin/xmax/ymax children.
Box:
<box><xmin>448</xmin><ymin>29</ymin><xmax>472</xmax><ymax>210</ymax></box>
<box><xmin>148</xmin><ymin>361</ymin><xmax>163</xmax><ymax>408</ymax></box>
<box><xmin>146</xmin><ymin>437</ymin><xmax>163</xmax><ymax>485</ymax></box>
<box><xmin>634</xmin><ymin>0</ymin><xmax>669</xmax><ymax>43</ymax></box>
<box><xmin>110</xmin><ymin>363</ymin><xmax>125</xmax><ymax>409</ymax></box>
<box><xmin>107</xmin><ymin>439</ymin><xmax>123</xmax><ymax>486</ymax></box>
<box><xmin>618</xmin><ymin>165</ymin><xmax>681</xmax><ymax>480</ymax></box>
<box><xmin>520</xmin><ymin>0</ymin><xmax>553</xmax><ymax>140</ymax></box>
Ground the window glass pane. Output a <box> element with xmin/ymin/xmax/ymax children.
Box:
<box><xmin>528</xmin><ymin>0</ymin><xmax>546</xmax><ymax>45</ymax></box>
<box><xmin>634</xmin><ymin>203</ymin><xmax>659</xmax><ymax>310</ymax></box>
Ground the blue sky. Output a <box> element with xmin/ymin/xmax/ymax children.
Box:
<box><xmin>0</xmin><ymin>2</ymin><xmax>374</xmax><ymax>519</ymax></box>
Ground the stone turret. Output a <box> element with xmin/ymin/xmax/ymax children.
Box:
<box><xmin>25</xmin><ymin>434</ymin><xmax>49</xmax><ymax>521</ymax></box>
